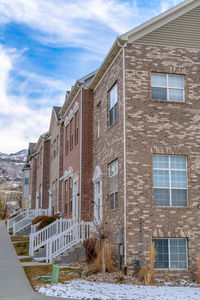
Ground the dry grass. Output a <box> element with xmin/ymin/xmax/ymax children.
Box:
<box><xmin>139</xmin><ymin>242</ymin><xmax>156</xmax><ymax>286</ymax></box>
<box><xmin>19</xmin><ymin>257</ymin><xmax>33</xmax><ymax>262</ymax></box>
<box><xmin>11</xmin><ymin>236</ymin><xmax>29</xmax><ymax>242</ymax></box>
<box><xmin>83</xmin><ymin>238</ymin><xmax>97</xmax><ymax>262</ymax></box>
<box><xmin>91</xmin><ymin>241</ymin><xmax>114</xmax><ymax>273</ymax></box>
<box><xmin>24</xmin><ymin>265</ymin><xmax>82</xmax><ymax>291</ymax></box>
<box><xmin>13</xmin><ymin>241</ymin><xmax>29</xmax><ymax>256</ymax></box>
<box><xmin>32</xmin><ymin>215</ymin><xmax>47</xmax><ymax>225</ymax></box>
<box><xmin>196</xmin><ymin>256</ymin><xmax>200</xmax><ymax>284</ymax></box>
<box><xmin>36</xmin><ymin>214</ymin><xmax>60</xmax><ymax>231</ymax></box>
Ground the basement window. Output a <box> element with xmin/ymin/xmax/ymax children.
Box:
<box><xmin>151</xmin><ymin>73</ymin><xmax>184</xmax><ymax>102</ymax></box>
<box><xmin>153</xmin><ymin>238</ymin><xmax>188</xmax><ymax>269</ymax></box>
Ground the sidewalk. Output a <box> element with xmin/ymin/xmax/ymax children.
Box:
<box><xmin>0</xmin><ymin>221</ymin><xmax>71</xmax><ymax>300</ymax></box>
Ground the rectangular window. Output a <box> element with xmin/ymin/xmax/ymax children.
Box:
<box><xmin>153</xmin><ymin>238</ymin><xmax>188</xmax><ymax>269</ymax></box>
<box><xmin>151</xmin><ymin>73</ymin><xmax>184</xmax><ymax>102</ymax></box>
<box><xmin>75</xmin><ymin>111</ymin><xmax>79</xmax><ymax>144</ymax></box>
<box><xmin>53</xmin><ymin>140</ymin><xmax>56</xmax><ymax>158</ymax></box>
<box><xmin>66</xmin><ymin>125</ymin><xmax>69</xmax><ymax>154</ymax></box>
<box><xmin>70</xmin><ymin>119</ymin><xmax>73</xmax><ymax>150</ymax></box>
<box><xmin>109</xmin><ymin>83</ymin><xmax>118</xmax><ymax>126</ymax></box>
<box><xmin>153</xmin><ymin>155</ymin><xmax>188</xmax><ymax>207</ymax></box>
<box><xmin>39</xmin><ymin>184</ymin><xmax>42</xmax><ymax>208</ymax></box>
<box><xmin>97</xmin><ymin>102</ymin><xmax>101</xmax><ymax>138</ymax></box>
<box><xmin>52</xmin><ymin>182</ymin><xmax>56</xmax><ymax>213</ymax></box>
<box><xmin>65</xmin><ymin>179</ymin><xmax>68</xmax><ymax>215</ymax></box>
<box><xmin>109</xmin><ymin>160</ymin><xmax>118</xmax><ymax>209</ymax></box>
<box><xmin>69</xmin><ymin>177</ymin><xmax>73</xmax><ymax>213</ymax></box>
<box><xmin>25</xmin><ymin>177</ymin><xmax>29</xmax><ymax>185</ymax></box>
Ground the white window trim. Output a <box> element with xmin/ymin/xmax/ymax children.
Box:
<box><xmin>64</xmin><ymin>102</ymin><xmax>79</xmax><ymax>127</ymax></box>
<box><xmin>109</xmin><ymin>160</ymin><xmax>118</xmax><ymax>209</ymax></box>
<box><xmin>151</xmin><ymin>73</ymin><xmax>185</xmax><ymax>102</ymax></box>
<box><xmin>153</xmin><ymin>155</ymin><xmax>188</xmax><ymax>207</ymax></box>
<box><xmin>154</xmin><ymin>238</ymin><xmax>188</xmax><ymax>270</ymax></box>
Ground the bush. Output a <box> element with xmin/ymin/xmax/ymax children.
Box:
<box><xmin>32</xmin><ymin>215</ymin><xmax>47</xmax><ymax>225</ymax></box>
<box><xmin>83</xmin><ymin>238</ymin><xmax>97</xmax><ymax>263</ymax></box>
<box><xmin>36</xmin><ymin>214</ymin><xmax>60</xmax><ymax>231</ymax></box>
<box><xmin>196</xmin><ymin>256</ymin><xmax>200</xmax><ymax>284</ymax></box>
<box><xmin>139</xmin><ymin>242</ymin><xmax>156</xmax><ymax>286</ymax></box>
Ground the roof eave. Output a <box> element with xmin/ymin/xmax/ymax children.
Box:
<box><xmin>60</xmin><ymin>81</ymin><xmax>82</xmax><ymax>116</ymax></box>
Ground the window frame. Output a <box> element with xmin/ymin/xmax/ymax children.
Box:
<box><xmin>97</xmin><ymin>102</ymin><xmax>101</xmax><ymax>139</ymax></box>
<box><xmin>65</xmin><ymin>125</ymin><xmax>69</xmax><ymax>154</ymax></box>
<box><xmin>65</xmin><ymin>179</ymin><xmax>68</xmax><ymax>215</ymax></box>
<box><xmin>108</xmin><ymin>159</ymin><xmax>118</xmax><ymax>210</ymax></box>
<box><xmin>70</xmin><ymin>118</ymin><xmax>73</xmax><ymax>150</ymax></box>
<box><xmin>69</xmin><ymin>177</ymin><xmax>73</xmax><ymax>213</ymax></box>
<box><xmin>108</xmin><ymin>83</ymin><xmax>118</xmax><ymax>127</ymax></box>
<box><xmin>75</xmin><ymin>111</ymin><xmax>79</xmax><ymax>144</ymax></box>
<box><xmin>153</xmin><ymin>155</ymin><xmax>188</xmax><ymax>207</ymax></box>
<box><xmin>151</xmin><ymin>73</ymin><xmax>185</xmax><ymax>102</ymax></box>
<box><xmin>153</xmin><ymin>238</ymin><xmax>188</xmax><ymax>270</ymax></box>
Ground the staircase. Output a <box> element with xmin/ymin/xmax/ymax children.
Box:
<box><xmin>11</xmin><ymin>209</ymin><xmax>50</xmax><ymax>235</ymax></box>
<box><xmin>53</xmin><ymin>242</ymin><xmax>85</xmax><ymax>264</ymax></box>
<box><xmin>46</xmin><ymin>221</ymin><xmax>93</xmax><ymax>263</ymax></box>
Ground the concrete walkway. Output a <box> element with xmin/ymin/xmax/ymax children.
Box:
<box><xmin>0</xmin><ymin>221</ymin><xmax>71</xmax><ymax>300</ymax></box>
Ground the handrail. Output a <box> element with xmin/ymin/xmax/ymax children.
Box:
<box><xmin>29</xmin><ymin>218</ymin><xmax>72</xmax><ymax>256</ymax></box>
<box><xmin>12</xmin><ymin>209</ymin><xmax>49</xmax><ymax>235</ymax></box>
<box><xmin>7</xmin><ymin>209</ymin><xmax>32</xmax><ymax>231</ymax></box>
<box><xmin>47</xmin><ymin>221</ymin><xmax>93</xmax><ymax>263</ymax></box>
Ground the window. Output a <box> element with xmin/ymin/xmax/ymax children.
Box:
<box><xmin>66</xmin><ymin>125</ymin><xmax>69</xmax><ymax>154</ymax></box>
<box><xmin>75</xmin><ymin>111</ymin><xmax>79</xmax><ymax>144</ymax></box>
<box><xmin>109</xmin><ymin>160</ymin><xmax>118</xmax><ymax>209</ymax></box>
<box><xmin>153</xmin><ymin>155</ymin><xmax>188</xmax><ymax>207</ymax></box>
<box><xmin>109</xmin><ymin>83</ymin><xmax>118</xmax><ymax>126</ymax></box>
<box><xmin>39</xmin><ymin>185</ymin><xmax>42</xmax><ymax>208</ymax></box>
<box><xmin>25</xmin><ymin>177</ymin><xmax>29</xmax><ymax>185</ymax></box>
<box><xmin>97</xmin><ymin>102</ymin><xmax>101</xmax><ymax>138</ymax></box>
<box><xmin>52</xmin><ymin>182</ymin><xmax>56</xmax><ymax>214</ymax></box>
<box><xmin>69</xmin><ymin>177</ymin><xmax>73</xmax><ymax>213</ymax></box>
<box><xmin>53</xmin><ymin>140</ymin><xmax>56</xmax><ymax>158</ymax></box>
<box><xmin>65</xmin><ymin>179</ymin><xmax>68</xmax><ymax>215</ymax></box>
<box><xmin>70</xmin><ymin>119</ymin><xmax>73</xmax><ymax>150</ymax></box>
<box><xmin>153</xmin><ymin>238</ymin><xmax>188</xmax><ymax>269</ymax></box>
<box><xmin>151</xmin><ymin>73</ymin><xmax>184</xmax><ymax>102</ymax></box>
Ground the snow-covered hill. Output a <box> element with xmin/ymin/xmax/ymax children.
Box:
<box><xmin>0</xmin><ymin>149</ymin><xmax>27</xmax><ymax>182</ymax></box>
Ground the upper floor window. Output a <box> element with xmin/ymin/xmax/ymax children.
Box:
<box><xmin>65</xmin><ymin>179</ymin><xmax>68</xmax><ymax>215</ymax></box>
<box><xmin>69</xmin><ymin>177</ymin><xmax>73</xmax><ymax>213</ymax></box>
<box><xmin>66</xmin><ymin>125</ymin><xmax>69</xmax><ymax>154</ymax></box>
<box><xmin>153</xmin><ymin>155</ymin><xmax>188</xmax><ymax>207</ymax></box>
<box><xmin>109</xmin><ymin>160</ymin><xmax>118</xmax><ymax>209</ymax></box>
<box><xmin>53</xmin><ymin>139</ymin><xmax>56</xmax><ymax>158</ymax></box>
<box><xmin>109</xmin><ymin>83</ymin><xmax>118</xmax><ymax>126</ymax></box>
<box><xmin>70</xmin><ymin>118</ymin><xmax>73</xmax><ymax>150</ymax></box>
<box><xmin>75</xmin><ymin>111</ymin><xmax>79</xmax><ymax>144</ymax></box>
<box><xmin>97</xmin><ymin>102</ymin><xmax>101</xmax><ymax>138</ymax></box>
<box><xmin>151</xmin><ymin>73</ymin><xmax>184</xmax><ymax>102</ymax></box>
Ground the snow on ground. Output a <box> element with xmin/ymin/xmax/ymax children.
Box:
<box><xmin>38</xmin><ymin>279</ymin><xmax>200</xmax><ymax>300</ymax></box>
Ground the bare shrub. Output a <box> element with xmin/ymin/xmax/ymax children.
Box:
<box><xmin>196</xmin><ymin>256</ymin><xmax>200</xmax><ymax>284</ymax></box>
<box><xmin>83</xmin><ymin>238</ymin><xmax>97</xmax><ymax>263</ymax></box>
<box><xmin>32</xmin><ymin>215</ymin><xmax>47</xmax><ymax>225</ymax></box>
<box><xmin>139</xmin><ymin>242</ymin><xmax>156</xmax><ymax>286</ymax></box>
<box><xmin>36</xmin><ymin>214</ymin><xmax>60</xmax><ymax>231</ymax></box>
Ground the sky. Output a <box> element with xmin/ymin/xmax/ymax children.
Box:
<box><xmin>0</xmin><ymin>0</ymin><xmax>184</xmax><ymax>154</ymax></box>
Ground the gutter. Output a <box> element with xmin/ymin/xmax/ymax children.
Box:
<box><xmin>79</xmin><ymin>84</ymin><xmax>83</xmax><ymax>223</ymax></box>
<box><xmin>118</xmin><ymin>40</ymin><xmax>127</xmax><ymax>273</ymax></box>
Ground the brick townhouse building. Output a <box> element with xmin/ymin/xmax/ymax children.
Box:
<box><xmin>49</xmin><ymin>106</ymin><xmax>63</xmax><ymax>214</ymax></box>
<box><xmin>35</xmin><ymin>132</ymin><xmax>50</xmax><ymax>209</ymax></box>
<box><xmin>90</xmin><ymin>0</ymin><xmax>200</xmax><ymax>279</ymax></box>
<box><xmin>59</xmin><ymin>71</ymin><xmax>96</xmax><ymax>222</ymax></box>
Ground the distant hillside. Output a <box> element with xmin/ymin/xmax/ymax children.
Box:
<box><xmin>0</xmin><ymin>149</ymin><xmax>27</xmax><ymax>182</ymax></box>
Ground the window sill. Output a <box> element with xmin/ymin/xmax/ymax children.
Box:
<box><xmin>151</xmin><ymin>99</ymin><xmax>186</xmax><ymax>104</ymax></box>
<box><xmin>155</xmin><ymin>268</ymin><xmax>188</xmax><ymax>271</ymax></box>
<box><xmin>154</xmin><ymin>205</ymin><xmax>189</xmax><ymax>208</ymax></box>
<box><xmin>108</xmin><ymin>120</ymin><xmax>118</xmax><ymax>131</ymax></box>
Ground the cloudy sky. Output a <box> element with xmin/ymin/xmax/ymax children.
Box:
<box><xmin>0</xmin><ymin>0</ymin><xmax>184</xmax><ymax>154</ymax></box>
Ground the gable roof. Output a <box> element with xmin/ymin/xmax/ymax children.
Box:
<box><xmin>53</xmin><ymin>106</ymin><xmax>61</xmax><ymax>122</ymax></box>
<box><xmin>60</xmin><ymin>70</ymin><xmax>97</xmax><ymax>116</ymax></box>
<box><xmin>89</xmin><ymin>0</ymin><xmax>200</xmax><ymax>90</ymax></box>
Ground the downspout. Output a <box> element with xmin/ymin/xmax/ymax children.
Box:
<box><xmin>118</xmin><ymin>39</ymin><xmax>127</xmax><ymax>273</ymax></box>
<box><xmin>78</xmin><ymin>83</ymin><xmax>83</xmax><ymax>223</ymax></box>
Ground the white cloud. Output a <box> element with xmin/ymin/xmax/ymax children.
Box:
<box><xmin>161</xmin><ymin>0</ymin><xmax>184</xmax><ymax>13</ymax></box>
<box><xmin>0</xmin><ymin>45</ymin><xmax>63</xmax><ymax>153</ymax></box>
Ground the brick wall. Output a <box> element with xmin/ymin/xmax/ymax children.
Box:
<box><xmin>125</xmin><ymin>43</ymin><xmax>200</xmax><ymax>280</ymax></box>
<box><xmin>81</xmin><ymin>88</ymin><xmax>94</xmax><ymax>221</ymax></box>
<box><xmin>42</xmin><ymin>139</ymin><xmax>50</xmax><ymax>209</ymax></box>
<box><xmin>30</xmin><ymin>156</ymin><xmax>37</xmax><ymax>209</ymax></box>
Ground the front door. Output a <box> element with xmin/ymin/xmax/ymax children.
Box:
<box><xmin>73</xmin><ymin>181</ymin><xmax>78</xmax><ymax>221</ymax></box>
<box><xmin>94</xmin><ymin>181</ymin><xmax>102</xmax><ymax>224</ymax></box>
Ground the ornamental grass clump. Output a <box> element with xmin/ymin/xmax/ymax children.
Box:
<box><xmin>32</xmin><ymin>215</ymin><xmax>47</xmax><ymax>225</ymax></box>
<box><xmin>36</xmin><ymin>214</ymin><xmax>60</xmax><ymax>231</ymax></box>
<box><xmin>196</xmin><ymin>256</ymin><xmax>200</xmax><ymax>284</ymax></box>
<box><xmin>139</xmin><ymin>242</ymin><xmax>156</xmax><ymax>286</ymax></box>
<box><xmin>92</xmin><ymin>240</ymin><xmax>113</xmax><ymax>273</ymax></box>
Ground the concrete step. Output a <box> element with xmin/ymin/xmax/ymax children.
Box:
<box><xmin>34</xmin><ymin>245</ymin><xmax>46</xmax><ymax>258</ymax></box>
<box><xmin>53</xmin><ymin>242</ymin><xmax>85</xmax><ymax>264</ymax></box>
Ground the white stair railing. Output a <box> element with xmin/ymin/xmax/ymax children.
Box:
<box><xmin>13</xmin><ymin>209</ymin><xmax>49</xmax><ymax>235</ymax></box>
<box><xmin>7</xmin><ymin>209</ymin><xmax>31</xmax><ymax>231</ymax></box>
<box><xmin>47</xmin><ymin>221</ymin><xmax>93</xmax><ymax>263</ymax></box>
<box><xmin>29</xmin><ymin>218</ymin><xmax>72</xmax><ymax>256</ymax></box>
